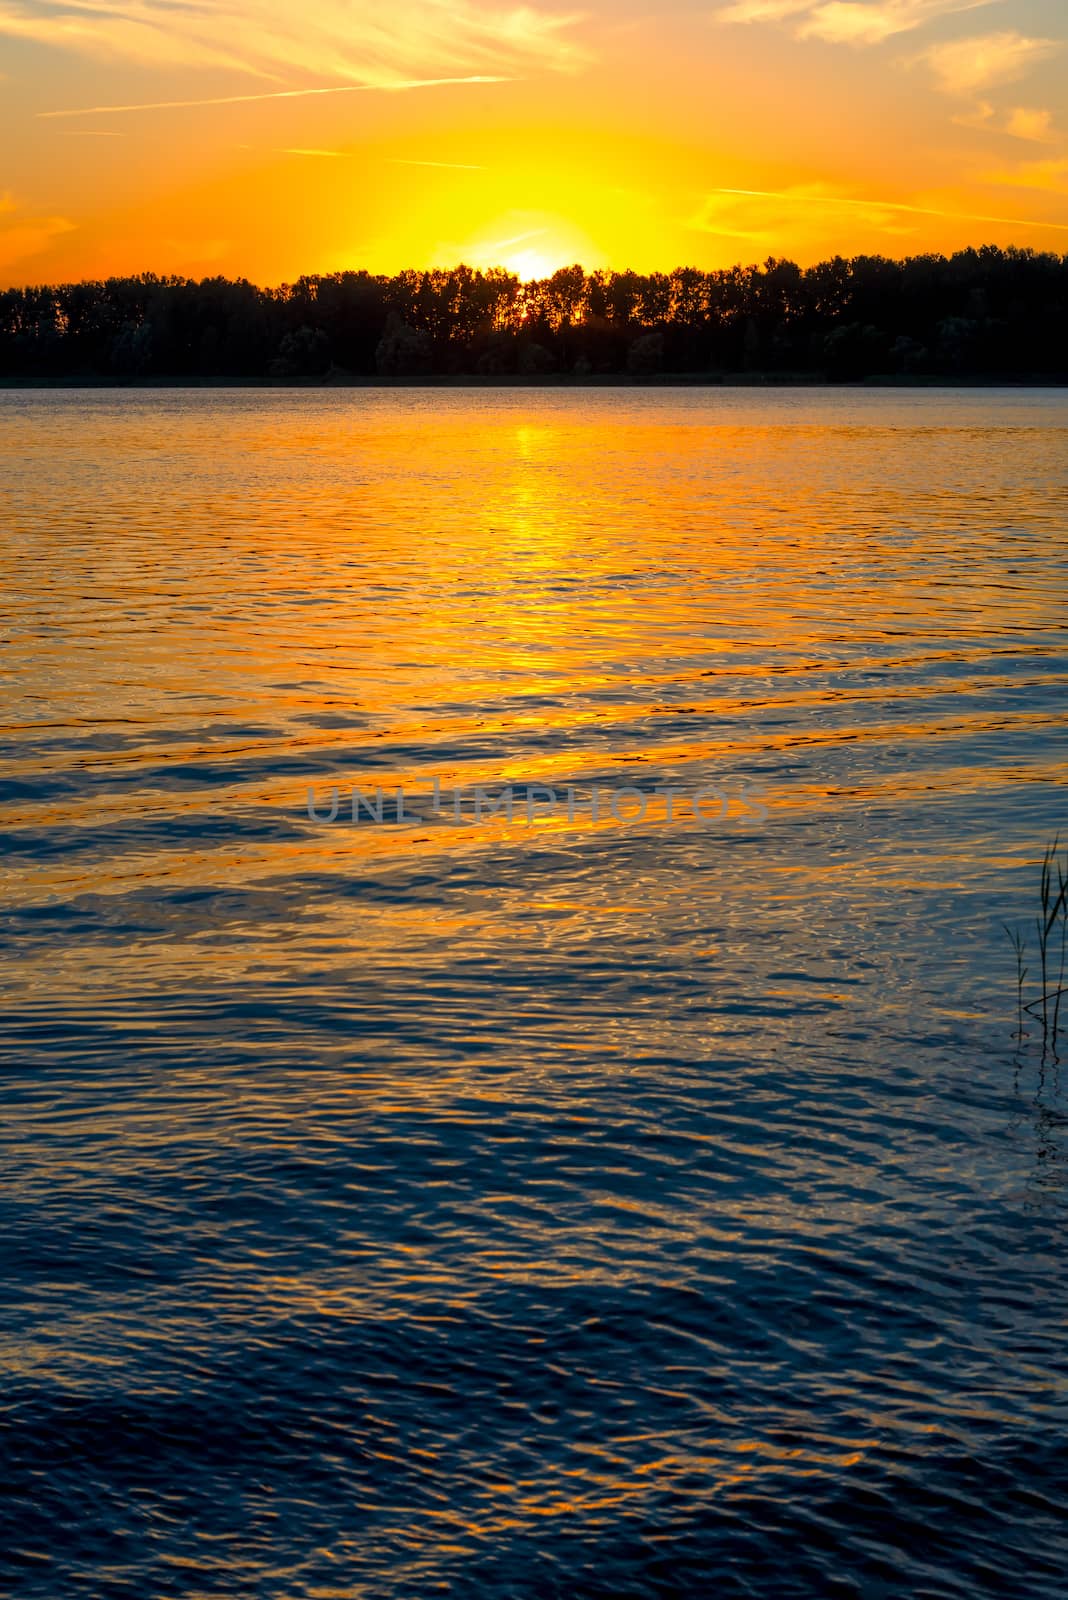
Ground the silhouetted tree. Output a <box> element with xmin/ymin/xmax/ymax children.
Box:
<box><xmin>270</xmin><ymin>325</ymin><xmax>330</xmax><ymax>378</ymax></box>
<box><xmin>627</xmin><ymin>330</ymin><xmax>664</xmax><ymax>375</ymax></box>
<box><xmin>375</xmin><ymin>314</ymin><xmax>433</xmax><ymax>377</ymax></box>
<box><xmin>518</xmin><ymin>341</ymin><xmax>555</xmax><ymax>375</ymax></box>
<box><xmin>1</xmin><ymin>247</ymin><xmax>1065</xmax><ymax>382</ymax></box>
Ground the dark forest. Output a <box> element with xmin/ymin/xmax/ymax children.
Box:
<box><xmin>2</xmin><ymin>245</ymin><xmax>1066</xmax><ymax>382</ymax></box>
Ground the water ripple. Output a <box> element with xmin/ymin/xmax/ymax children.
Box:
<box><xmin>0</xmin><ymin>388</ymin><xmax>1066</xmax><ymax>1597</ymax></box>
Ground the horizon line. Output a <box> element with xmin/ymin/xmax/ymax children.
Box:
<box><xmin>5</xmin><ymin>242</ymin><xmax>1068</xmax><ymax>294</ymax></box>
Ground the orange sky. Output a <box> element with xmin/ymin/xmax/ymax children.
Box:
<box><xmin>1</xmin><ymin>0</ymin><xmax>1066</xmax><ymax>285</ymax></box>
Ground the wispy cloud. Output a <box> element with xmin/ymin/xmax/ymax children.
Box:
<box><xmin>0</xmin><ymin>191</ymin><xmax>76</xmax><ymax>269</ymax></box>
<box><xmin>280</xmin><ymin>147</ymin><xmax>343</xmax><ymax>157</ymax></box>
<box><xmin>690</xmin><ymin>182</ymin><xmax>1068</xmax><ymax>240</ymax></box>
<box><xmin>716</xmin><ymin>1</ymin><xmax>811</xmax><ymax>20</ymax></box>
<box><xmin>38</xmin><ymin>74</ymin><xmax>511</xmax><ymax>118</ymax></box>
<box><xmin>917</xmin><ymin>31</ymin><xmax>1062</xmax><ymax>96</ymax></box>
<box><xmin>690</xmin><ymin>186</ymin><xmax>917</xmax><ymax>246</ymax></box>
<box><xmin>979</xmin><ymin>157</ymin><xmax>1068</xmax><ymax>195</ymax></box>
<box><xmin>389</xmin><ymin>158</ymin><xmax>485</xmax><ymax>170</ymax></box>
<box><xmin>0</xmin><ymin>0</ymin><xmax>262</xmax><ymax>74</ymax></box>
<box><xmin>955</xmin><ymin>101</ymin><xmax>1059</xmax><ymax>142</ymax></box>
<box><xmin>479</xmin><ymin>227</ymin><xmax>548</xmax><ymax>253</ymax></box>
<box><xmin>3</xmin><ymin>0</ymin><xmax>588</xmax><ymax>91</ymax></box>
<box><xmin>717</xmin><ymin>0</ymin><xmax>992</xmax><ymax>46</ymax></box>
<box><xmin>1004</xmin><ymin>107</ymin><xmax>1056</xmax><ymax>142</ymax></box>
<box><xmin>804</xmin><ymin>0</ymin><xmax>991</xmax><ymax>46</ymax></box>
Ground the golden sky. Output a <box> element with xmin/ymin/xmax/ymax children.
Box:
<box><xmin>1</xmin><ymin>0</ymin><xmax>1066</xmax><ymax>284</ymax></box>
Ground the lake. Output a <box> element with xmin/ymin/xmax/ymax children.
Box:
<box><xmin>1</xmin><ymin>386</ymin><xmax>1066</xmax><ymax>1597</ymax></box>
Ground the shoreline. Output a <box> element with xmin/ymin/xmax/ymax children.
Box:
<box><xmin>2</xmin><ymin>372</ymin><xmax>1066</xmax><ymax>390</ymax></box>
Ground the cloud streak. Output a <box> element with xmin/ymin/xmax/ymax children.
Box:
<box><xmin>979</xmin><ymin>157</ymin><xmax>1068</xmax><ymax>196</ymax></box>
<box><xmin>38</xmin><ymin>74</ymin><xmax>511</xmax><ymax>118</ymax></box>
<box><xmin>717</xmin><ymin>0</ymin><xmax>993</xmax><ymax>46</ymax></box>
<box><xmin>389</xmin><ymin>158</ymin><xmax>486</xmax><ymax>170</ymax></box>
<box><xmin>0</xmin><ymin>191</ymin><xmax>76</xmax><ymax>269</ymax></box>
<box><xmin>1004</xmin><ymin>107</ymin><xmax>1056</xmax><ymax>142</ymax></box>
<box><xmin>3</xmin><ymin>0</ymin><xmax>587</xmax><ymax>88</ymax></box>
<box><xmin>954</xmin><ymin>101</ymin><xmax>1059</xmax><ymax>141</ymax></box>
<box><xmin>692</xmin><ymin>183</ymin><xmax>1068</xmax><ymax>235</ymax></box>
<box><xmin>916</xmin><ymin>32</ymin><xmax>1062</xmax><ymax>96</ymax></box>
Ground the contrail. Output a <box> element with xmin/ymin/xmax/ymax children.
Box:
<box><xmin>38</xmin><ymin>75</ymin><xmax>512</xmax><ymax>119</ymax></box>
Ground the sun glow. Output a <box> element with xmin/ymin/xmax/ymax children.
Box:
<box><xmin>500</xmin><ymin>245</ymin><xmax>561</xmax><ymax>282</ymax></box>
<box><xmin>446</xmin><ymin>211</ymin><xmax>601</xmax><ymax>282</ymax></box>
<box><xmin>3</xmin><ymin>0</ymin><xmax>1067</xmax><ymax>286</ymax></box>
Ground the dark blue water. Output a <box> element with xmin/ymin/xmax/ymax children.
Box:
<box><xmin>1</xmin><ymin>388</ymin><xmax>1066</xmax><ymax>1597</ymax></box>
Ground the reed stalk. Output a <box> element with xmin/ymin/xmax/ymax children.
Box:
<box><xmin>1008</xmin><ymin>837</ymin><xmax>1068</xmax><ymax>1057</ymax></box>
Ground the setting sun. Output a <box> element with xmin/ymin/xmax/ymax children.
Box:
<box><xmin>499</xmin><ymin>246</ymin><xmax>561</xmax><ymax>283</ymax></box>
<box><xmin>455</xmin><ymin>212</ymin><xmax>601</xmax><ymax>283</ymax></box>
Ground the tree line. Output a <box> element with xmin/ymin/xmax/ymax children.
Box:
<box><xmin>1</xmin><ymin>246</ymin><xmax>1066</xmax><ymax>381</ymax></box>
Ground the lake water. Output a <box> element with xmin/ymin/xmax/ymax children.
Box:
<box><xmin>1</xmin><ymin>387</ymin><xmax>1066</xmax><ymax>1597</ymax></box>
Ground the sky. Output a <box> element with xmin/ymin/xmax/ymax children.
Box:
<box><xmin>1</xmin><ymin>0</ymin><xmax>1066</xmax><ymax>285</ymax></box>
